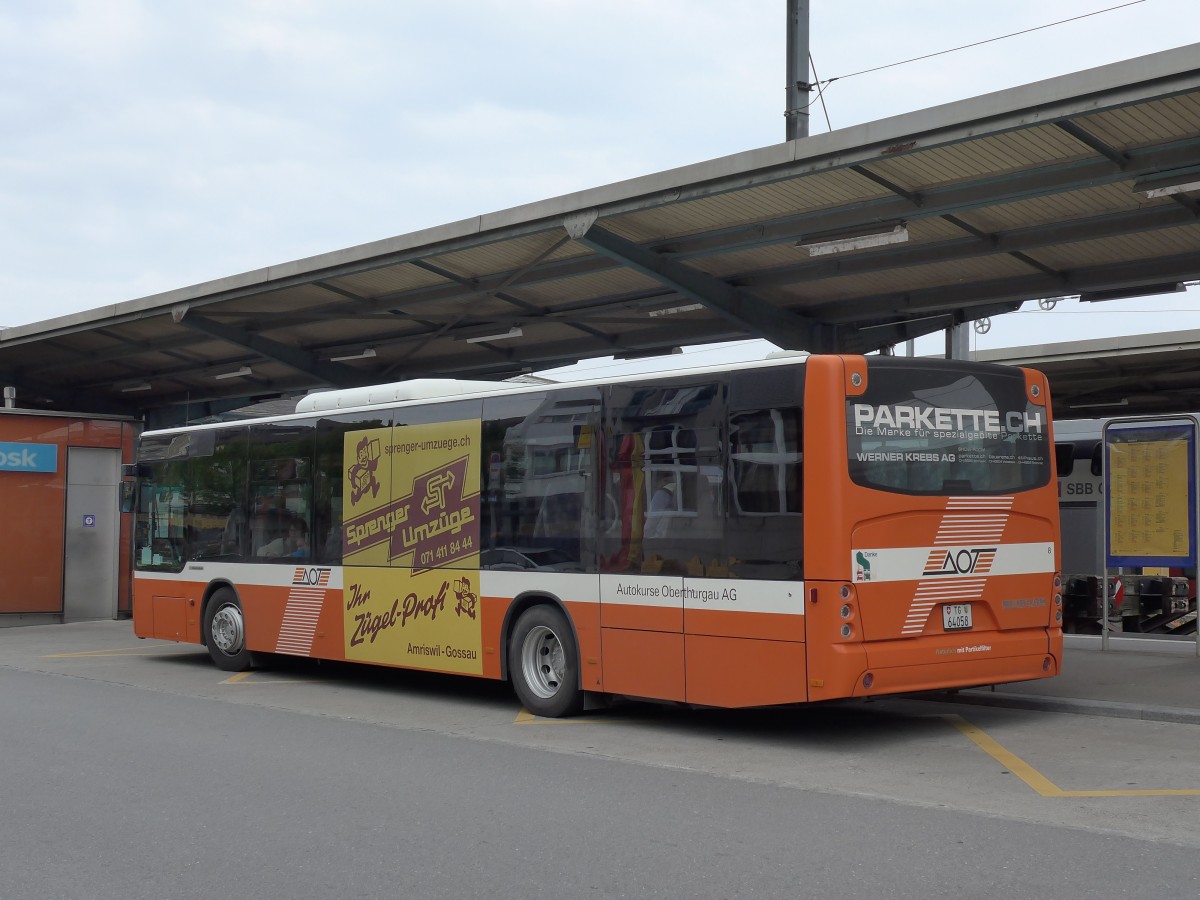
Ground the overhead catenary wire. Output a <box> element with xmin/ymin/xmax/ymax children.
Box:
<box><xmin>808</xmin><ymin>52</ymin><xmax>833</xmax><ymax>132</ymax></box>
<box><xmin>570</xmin><ymin>1</ymin><xmax>1175</xmax><ymax>373</ymax></box>
<box><xmin>816</xmin><ymin>0</ymin><xmax>1147</xmax><ymax>88</ymax></box>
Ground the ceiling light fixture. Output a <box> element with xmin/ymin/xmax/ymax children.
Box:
<box><xmin>1133</xmin><ymin>170</ymin><xmax>1200</xmax><ymax>199</ymax></box>
<box><xmin>464</xmin><ymin>327</ymin><xmax>523</xmax><ymax>344</ymax></box>
<box><xmin>118</xmin><ymin>382</ymin><xmax>152</xmax><ymax>393</ymax></box>
<box><xmin>214</xmin><ymin>366</ymin><xmax>252</xmax><ymax>380</ymax></box>
<box><xmin>1078</xmin><ymin>283</ymin><xmax>1185</xmax><ymax>303</ymax></box>
<box><xmin>648</xmin><ymin>303</ymin><xmax>704</xmax><ymax>318</ymax></box>
<box><xmin>800</xmin><ymin>224</ymin><xmax>909</xmax><ymax>257</ymax></box>
<box><xmin>330</xmin><ymin>347</ymin><xmax>377</xmax><ymax>362</ymax></box>
<box><xmin>1143</xmin><ymin>180</ymin><xmax>1200</xmax><ymax>199</ymax></box>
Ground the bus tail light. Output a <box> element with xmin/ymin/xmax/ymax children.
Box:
<box><xmin>837</xmin><ymin>584</ymin><xmax>856</xmax><ymax>639</ymax></box>
<box><xmin>862</xmin><ymin>673</ymin><xmax>874</xmax><ymax>690</ymax></box>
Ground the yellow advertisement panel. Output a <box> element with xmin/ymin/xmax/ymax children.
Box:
<box><xmin>341</xmin><ymin>419</ymin><xmax>482</xmax><ymax>673</ymax></box>
<box><xmin>344</xmin><ymin>566</ymin><xmax>482</xmax><ymax>674</ymax></box>
<box><xmin>1107</xmin><ymin>431</ymin><xmax>1193</xmax><ymax>563</ymax></box>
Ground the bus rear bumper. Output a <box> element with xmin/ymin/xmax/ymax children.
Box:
<box><xmin>858</xmin><ymin>630</ymin><xmax>1061</xmax><ymax>697</ymax></box>
<box><xmin>862</xmin><ymin>652</ymin><xmax>1059</xmax><ymax>698</ymax></box>
<box><xmin>809</xmin><ymin>629</ymin><xmax>1062</xmax><ymax>700</ymax></box>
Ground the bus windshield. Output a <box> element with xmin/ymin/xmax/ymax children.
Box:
<box><xmin>846</xmin><ymin>359</ymin><xmax>1051</xmax><ymax>496</ymax></box>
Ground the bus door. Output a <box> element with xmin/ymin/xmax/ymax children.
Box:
<box><xmin>681</xmin><ymin>366</ymin><xmax>808</xmax><ymax>708</ymax></box>
<box><xmin>598</xmin><ymin>378</ymin><xmax>725</xmax><ymax>702</ymax></box>
<box><xmin>481</xmin><ymin>389</ymin><xmax>603</xmax><ymax>686</ymax></box>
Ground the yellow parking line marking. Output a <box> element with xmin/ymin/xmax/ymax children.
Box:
<box><xmin>948</xmin><ymin>715</ymin><xmax>1064</xmax><ymax>796</ymax></box>
<box><xmin>45</xmin><ymin>647</ymin><xmax>197</xmax><ymax>658</ymax></box>
<box><xmin>221</xmin><ymin>671</ymin><xmax>312</xmax><ymax>685</ymax></box>
<box><xmin>947</xmin><ymin>714</ymin><xmax>1200</xmax><ymax>797</ymax></box>
<box><xmin>513</xmin><ymin>708</ymin><xmax>629</xmax><ymax>725</ymax></box>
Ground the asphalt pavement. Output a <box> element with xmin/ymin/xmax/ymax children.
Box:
<box><xmin>3</xmin><ymin>617</ymin><xmax>1199</xmax><ymax>723</ymax></box>
<box><xmin>931</xmin><ymin>637</ymin><xmax>1200</xmax><ymax>724</ymax></box>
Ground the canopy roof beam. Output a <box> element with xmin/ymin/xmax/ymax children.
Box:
<box><xmin>565</xmin><ymin>214</ymin><xmax>855</xmax><ymax>353</ymax></box>
<box><xmin>174</xmin><ymin>308</ymin><xmax>363</xmax><ymax>388</ymax></box>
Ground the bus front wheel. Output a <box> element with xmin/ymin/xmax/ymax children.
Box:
<box><xmin>203</xmin><ymin>589</ymin><xmax>252</xmax><ymax>672</ymax></box>
<box><xmin>510</xmin><ymin>605</ymin><xmax>583</xmax><ymax>718</ymax></box>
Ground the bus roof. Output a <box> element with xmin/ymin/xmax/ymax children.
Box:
<box><xmin>142</xmin><ymin>352</ymin><xmax>816</xmax><ymax>437</ymax></box>
<box><xmin>139</xmin><ymin>351</ymin><xmax>1032</xmax><ymax>438</ymax></box>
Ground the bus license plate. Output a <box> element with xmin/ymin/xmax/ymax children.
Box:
<box><xmin>942</xmin><ymin>604</ymin><xmax>972</xmax><ymax>631</ymax></box>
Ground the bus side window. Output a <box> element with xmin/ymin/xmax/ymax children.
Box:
<box><xmin>247</xmin><ymin>422</ymin><xmax>315</xmax><ymax>563</ymax></box>
<box><xmin>481</xmin><ymin>389</ymin><xmax>599</xmax><ymax>573</ymax></box>
<box><xmin>729</xmin><ymin>409</ymin><xmax>802</xmax><ymax>514</ymax></box>
<box><xmin>727</xmin><ymin>366</ymin><xmax>805</xmax><ymax>581</ymax></box>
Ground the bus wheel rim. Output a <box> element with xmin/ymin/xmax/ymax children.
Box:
<box><xmin>520</xmin><ymin>624</ymin><xmax>565</xmax><ymax>700</ymax></box>
<box><xmin>211</xmin><ymin>605</ymin><xmax>245</xmax><ymax>655</ymax></box>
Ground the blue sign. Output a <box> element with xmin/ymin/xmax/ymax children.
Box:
<box><xmin>0</xmin><ymin>442</ymin><xmax>58</xmax><ymax>473</ymax></box>
<box><xmin>83</xmin><ymin>515</ymin><xmax>96</xmax><ymax>527</ymax></box>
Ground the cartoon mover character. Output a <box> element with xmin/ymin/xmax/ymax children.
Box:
<box><xmin>349</xmin><ymin>437</ymin><xmax>382</xmax><ymax>505</ymax></box>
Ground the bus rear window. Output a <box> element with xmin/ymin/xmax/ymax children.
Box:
<box><xmin>846</xmin><ymin>361</ymin><xmax>1051</xmax><ymax>495</ymax></box>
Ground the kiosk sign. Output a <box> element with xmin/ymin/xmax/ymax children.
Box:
<box><xmin>0</xmin><ymin>442</ymin><xmax>57</xmax><ymax>473</ymax></box>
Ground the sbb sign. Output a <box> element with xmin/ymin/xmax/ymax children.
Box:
<box><xmin>0</xmin><ymin>442</ymin><xmax>58</xmax><ymax>473</ymax></box>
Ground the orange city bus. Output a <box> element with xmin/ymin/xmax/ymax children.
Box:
<box><xmin>132</xmin><ymin>354</ymin><xmax>1063</xmax><ymax>717</ymax></box>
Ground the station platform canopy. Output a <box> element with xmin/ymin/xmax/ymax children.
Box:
<box><xmin>980</xmin><ymin>327</ymin><xmax>1200</xmax><ymax>418</ymax></box>
<box><xmin>1</xmin><ymin>44</ymin><xmax>1198</xmax><ymax>426</ymax></box>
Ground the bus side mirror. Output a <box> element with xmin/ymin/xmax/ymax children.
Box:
<box><xmin>120</xmin><ymin>481</ymin><xmax>136</xmax><ymax>513</ymax></box>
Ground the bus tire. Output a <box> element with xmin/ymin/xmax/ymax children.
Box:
<box><xmin>510</xmin><ymin>605</ymin><xmax>583</xmax><ymax>718</ymax></box>
<box><xmin>203</xmin><ymin>588</ymin><xmax>252</xmax><ymax>672</ymax></box>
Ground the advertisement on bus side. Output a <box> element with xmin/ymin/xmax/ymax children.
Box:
<box><xmin>341</xmin><ymin>419</ymin><xmax>483</xmax><ymax>674</ymax></box>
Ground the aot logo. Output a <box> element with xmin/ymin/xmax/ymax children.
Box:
<box><xmin>0</xmin><ymin>442</ymin><xmax>57</xmax><ymax>473</ymax></box>
<box><xmin>922</xmin><ymin>547</ymin><xmax>997</xmax><ymax>577</ymax></box>
<box><xmin>292</xmin><ymin>567</ymin><xmax>331</xmax><ymax>587</ymax></box>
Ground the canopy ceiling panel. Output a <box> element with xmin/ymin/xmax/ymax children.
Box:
<box><xmin>1080</xmin><ymin>95</ymin><xmax>1200</xmax><ymax>146</ymax></box>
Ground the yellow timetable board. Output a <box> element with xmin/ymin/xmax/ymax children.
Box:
<box><xmin>1106</xmin><ymin>426</ymin><xmax>1194</xmax><ymax>564</ymax></box>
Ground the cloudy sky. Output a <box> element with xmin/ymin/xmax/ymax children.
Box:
<box><xmin>2</xmin><ymin>0</ymin><xmax>1196</xmax><ymax>371</ymax></box>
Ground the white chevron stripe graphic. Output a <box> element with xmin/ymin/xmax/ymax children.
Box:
<box><xmin>902</xmin><ymin>496</ymin><xmax>1013</xmax><ymax>635</ymax></box>
<box><xmin>275</xmin><ymin>588</ymin><xmax>326</xmax><ymax>655</ymax></box>
<box><xmin>902</xmin><ymin>577</ymin><xmax>986</xmax><ymax>634</ymax></box>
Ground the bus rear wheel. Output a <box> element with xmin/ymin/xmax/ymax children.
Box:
<box><xmin>510</xmin><ymin>605</ymin><xmax>583</xmax><ymax>718</ymax></box>
<box><xmin>203</xmin><ymin>589</ymin><xmax>252</xmax><ymax>672</ymax></box>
